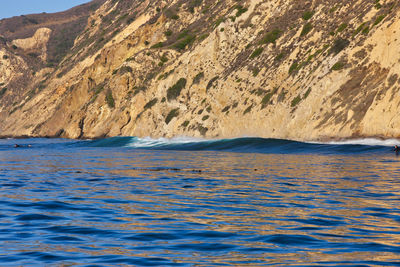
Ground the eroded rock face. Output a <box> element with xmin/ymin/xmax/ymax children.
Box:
<box><xmin>0</xmin><ymin>50</ymin><xmax>26</xmax><ymax>85</ymax></box>
<box><xmin>1</xmin><ymin>0</ymin><xmax>400</xmax><ymax>141</ymax></box>
<box><xmin>12</xmin><ymin>28</ymin><xmax>52</xmax><ymax>61</ymax></box>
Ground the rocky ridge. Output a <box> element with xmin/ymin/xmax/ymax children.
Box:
<box><xmin>0</xmin><ymin>0</ymin><xmax>399</xmax><ymax>141</ymax></box>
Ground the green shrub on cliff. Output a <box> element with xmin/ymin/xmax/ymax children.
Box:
<box><xmin>206</xmin><ymin>76</ymin><xmax>219</xmax><ymax>91</ymax></box>
<box><xmin>303</xmin><ymin>88</ymin><xmax>311</xmax><ymax>99</ymax></box>
<box><xmin>151</xmin><ymin>42</ymin><xmax>164</xmax><ymax>49</ymax></box>
<box><xmin>144</xmin><ymin>98</ymin><xmax>158</xmax><ymax>110</ymax></box>
<box><xmin>106</xmin><ymin>90</ymin><xmax>115</xmax><ymax>108</ymax></box>
<box><xmin>289</xmin><ymin>61</ymin><xmax>299</xmax><ymax>74</ymax></box>
<box><xmin>215</xmin><ymin>17</ymin><xmax>225</xmax><ymax>27</ymax></box>
<box><xmin>192</xmin><ymin>72</ymin><xmax>204</xmax><ymax>85</ymax></box>
<box><xmin>260</xmin><ymin>29</ymin><xmax>282</xmax><ymax>45</ymax></box>
<box><xmin>167</xmin><ymin>78</ymin><xmax>187</xmax><ymax>101</ymax></box>
<box><xmin>222</xmin><ymin>105</ymin><xmax>230</xmax><ymax>112</ymax></box>
<box><xmin>243</xmin><ymin>105</ymin><xmax>253</xmax><ymax>115</ymax></box>
<box><xmin>353</xmin><ymin>22</ymin><xmax>367</xmax><ymax>36</ymax></box>
<box><xmin>300</xmin><ymin>22</ymin><xmax>313</xmax><ymax>36</ymax></box>
<box><xmin>252</xmin><ymin>67</ymin><xmax>260</xmax><ymax>77</ymax></box>
<box><xmin>361</xmin><ymin>26</ymin><xmax>370</xmax><ymax>35</ymax></box>
<box><xmin>181</xmin><ymin>120</ymin><xmax>190</xmax><ymax>127</ymax></box>
<box><xmin>164</xmin><ymin>30</ymin><xmax>172</xmax><ymax>37</ymax></box>
<box><xmin>165</xmin><ymin>108</ymin><xmax>179</xmax><ymax>124</ymax></box>
<box><xmin>330</xmin><ymin>38</ymin><xmax>350</xmax><ymax>54</ymax></box>
<box><xmin>373</xmin><ymin>14</ymin><xmax>385</xmax><ymax>26</ymax></box>
<box><xmin>160</xmin><ymin>54</ymin><xmax>168</xmax><ymax>63</ymax></box>
<box><xmin>174</xmin><ymin>35</ymin><xmax>196</xmax><ymax>51</ymax></box>
<box><xmin>187</xmin><ymin>0</ymin><xmax>202</xmax><ymax>13</ymax></box>
<box><xmin>275</xmin><ymin>52</ymin><xmax>285</xmax><ymax>62</ymax></box>
<box><xmin>375</xmin><ymin>0</ymin><xmax>382</xmax><ymax>9</ymax></box>
<box><xmin>261</xmin><ymin>88</ymin><xmax>278</xmax><ymax>108</ymax></box>
<box><xmin>337</xmin><ymin>23</ymin><xmax>347</xmax><ymax>33</ymax></box>
<box><xmin>202</xmin><ymin>115</ymin><xmax>209</xmax><ymax>121</ymax></box>
<box><xmin>119</xmin><ymin>65</ymin><xmax>133</xmax><ymax>75</ymax></box>
<box><xmin>302</xmin><ymin>11</ymin><xmax>314</xmax><ymax>21</ymax></box>
<box><xmin>0</xmin><ymin>87</ymin><xmax>7</xmax><ymax>98</ymax></box>
<box><xmin>235</xmin><ymin>5</ymin><xmax>248</xmax><ymax>17</ymax></box>
<box><xmin>331</xmin><ymin>61</ymin><xmax>345</xmax><ymax>71</ymax></box>
<box><xmin>291</xmin><ymin>95</ymin><xmax>302</xmax><ymax>107</ymax></box>
<box><xmin>165</xmin><ymin>9</ymin><xmax>179</xmax><ymax>20</ymax></box>
<box><xmin>250</xmin><ymin>47</ymin><xmax>264</xmax><ymax>59</ymax></box>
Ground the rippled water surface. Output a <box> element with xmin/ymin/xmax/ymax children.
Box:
<box><xmin>1</xmin><ymin>138</ymin><xmax>400</xmax><ymax>266</ymax></box>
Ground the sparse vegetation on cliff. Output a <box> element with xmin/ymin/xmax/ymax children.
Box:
<box><xmin>354</xmin><ymin>22</ymin><xmax>367</xmax><ymax>36</ymax></box>
<box><xmin>374</xmin><ymin>14</ymin><xmax>386</xmax><ymax>25</ymax></box>
<box><xmin>289</xmin><ymin>62</ymin><xmax>299</xmax><ymax>74</ymax></box>
<box><xmin>106</xmin><ymin>90</ymin><xmax>115</xmax><ymax>108</ymax></box>
<box><xmin>174</xmin><ymin>35</ymin><xmax>196</xmax><ymax>51</ymax></box>
<box><xmin>144</xmin><ymin>98</ymin><xmax>158</xmax><ymax>110</ymax></box>
<box><xmin>164</xmin><ymin>30</ymin><xmax>172</xmax><ymax>37</ymax></box>
<box><xmin>167</xmin><ymin>78</ymin><xmax>187</xmax><ymax>101</ymax></box>
<box><xmin>165</xmin><ymin>9</ymin><xmax>179</xmax><ymax>20</ymax></box>
<box><xmin>330</xmin><ymin>38</ymin><xmax>350</xmax><ymax>54</ymax></box>
<box><xmin>331</xmin><ymin>61</ymin><xmax>345</xmax><ymax>71</ymax></box>
<box><xmin>300</xmin><ymin>22</ymin><xmax>313</xmax><ymax>36</ymax></box>
<box><xmin>206</xmin><ymin>76</ymin><xmax>219</xmax><ymax>91</ymax></box>
<box><xmin>235</xmin><ymin>5</ymin><xmax>248</xmax><ymax>17</ymax></box>
<box><xmin>151</xmin><ymin>42</ymin><xmax>164</xmax><ymax>49</ymax></box>
<box><xmin>260</xmin><ymin>29</ymin><xmax>282</xmax><ymax>45</ymax></box>
<box><xmin>165</xmin><ymin>108</ymin><xmax>179</xmax><ymax>124</ymax></box>
<box><xmin>192</xmin><ymin>72</ymin><xmax>204</xmax><ymax>85</ymax></box>
<box><xmin>181</xmin><ymin>120</ymin><xmax>190</xmax><ymax>127</ymax></box>
<box><xmin>261</xmin><ymin>88</ymin><xmax>278</xmax><ymax>108</ymax></box>
<box><xmin>302</xmin><ymin>10</ymin><xmax>314</xmax><ymax>21</ymax></box>
<box><xmin>291</xmin><ymin>95</ymin><xmax>302</xmax><ymax>107</ymax></box>
<box><xmin>337</xmin><ymin>23</ymin><xmax>348</xmax><ymax>33</ymax></box>
<box><xmin>250</xmin><ymin>47</ymin><xmax>264</xmax><ymax>59</ymax></box>
<box><xmin>0</xmin><ymin>87</ymin><xmax>7</xmax><ymax>98</ymax></box>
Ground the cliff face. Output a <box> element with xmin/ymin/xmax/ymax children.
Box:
<box><xmin>0</xmin><ymin>0</ymin><xmax>400</xmax><ymax>141</ymax></box>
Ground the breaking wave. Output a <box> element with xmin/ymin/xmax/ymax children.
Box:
<box><xmin>2</xmin><ymin>136</ymin><xmax>398</xmax><ymax>154</ymax></box>
<box><xmin>82</xmin><ymin>136</ymin><xmax>396</xmax><ymax>155</ymax></box>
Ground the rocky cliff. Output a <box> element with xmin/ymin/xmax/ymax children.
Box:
<box><xmin>0</xmin><ymin>0</ymin><xmax>399</xmax><ymax>141</ymax></box>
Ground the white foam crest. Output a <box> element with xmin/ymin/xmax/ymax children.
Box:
<box><xmin>127</xmin><ymin>136</ymin><xmax>207</xmax><ymax>148</ymax></box>
<box><xmin>325</xmin><ymin>138</ymin><xmax>400</xmax><ymax>147</ymax></box>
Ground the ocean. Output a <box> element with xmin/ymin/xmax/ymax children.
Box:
<box><xmin>1</xmin><ymin>137</ymin><xmax>400</xmax><ymax>266</ymax></box>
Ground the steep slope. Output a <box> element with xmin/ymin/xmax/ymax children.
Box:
<box><xmin>0</xmin><ymin>0</ymin><xmax>105</xmax><ymax>117</ymax></box>
<box><xmin>1</xmin><ymin>0</ymin><xmax>400</xmax><ymax>141</ymax></box>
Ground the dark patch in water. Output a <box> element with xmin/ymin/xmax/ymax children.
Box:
<box><xmin>2</xmin><ymin>183</ymin><xmax>24</xmax><ymax>188</ymax></box>
<box><xmin>260</xmin><ymin>234</ymin><xmax>324</xmax><ymax>246</ymax></box>
<box><xmin>123</xmin><ymin>232</ymin><xmax>181</xmax><ymax>241</ymax></box>
<box><xmin>16</xmin><ymin>214</ymin><xmax>64</xmax><ymax>221</ymax></box>
<box><xmin>18</xmin><ymin>251</ymin><xmax>67</xmax><ymax>262</ymax></box>
<box><xmin>43</xmin><ymin>226</ymin><xmax>115</xmax><ymax>236</ymax></box>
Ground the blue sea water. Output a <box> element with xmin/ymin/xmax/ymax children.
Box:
<box><xmin>1</xmin><ymin>137</ymin><xmax>400</xmax><ymax>266</ymax></box>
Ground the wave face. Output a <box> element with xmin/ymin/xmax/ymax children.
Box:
<box><xmin>2</xmin><ymin>136</ymin><xmax>397</xmax><ymax>154</ymax></box>
<box><xmin>78</xmin><ymin>137</ymin><xmax>397</xmax><ymax>155</ymax></box>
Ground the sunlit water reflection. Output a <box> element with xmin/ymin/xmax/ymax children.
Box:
<box><xmin>0</xmin><ymin>139</ymin><xmax>400</xmax><ymax>266</ymax></box>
